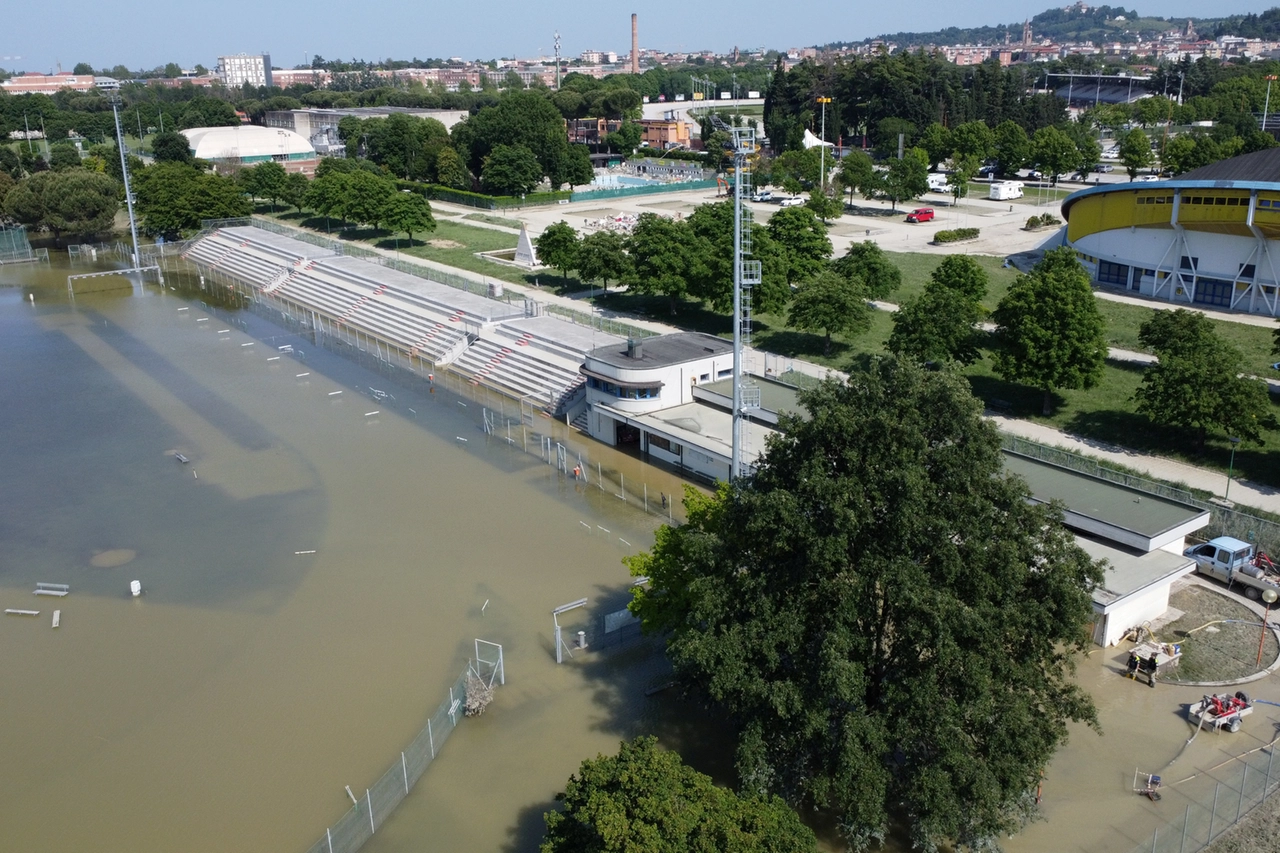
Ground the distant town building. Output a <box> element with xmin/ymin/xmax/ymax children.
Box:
<box><xmin>0</xmin><ymin>73</ymin><xmax>115</xmax><ymax>95</ymax></box>
<box><xmin>218</xmin><ymin>54</ymin><xmax>273</xmax><ymax>89</ymax></box>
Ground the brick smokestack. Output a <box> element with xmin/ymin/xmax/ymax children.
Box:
<box><xmin>631</xmin><ymin>14</ymin><xmax>639</xmax><ymax>75</ymax></box>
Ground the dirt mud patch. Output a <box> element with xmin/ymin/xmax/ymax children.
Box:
<box><xmin>89</xmin><ymin>549</ymin><xmax>136</xmax><ymax>568</ymax></box>
<box><xmin>426</xmin><ymin>239</ymin><xmax>464</xmax><ymax>249</ymax></box>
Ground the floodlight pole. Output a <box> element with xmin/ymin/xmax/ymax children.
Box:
<box><xmin>1225</xmin><ymin>436</ymin><xmax>1241</xmax><ymax>502</ymax></box>
<box><xmin>1264</xmin><ymin>76</ymin><xmax>1277</xmax><ymax>134</ymax></box>
<box><xmin>817</xmin><ymin>97</ymin><xmax>831</xmax><ymax>193</ymax></box>
<box><xmin>110</xmin><ymin>93</ymin><xmax>141</xmax><ymax>268</ymax></box>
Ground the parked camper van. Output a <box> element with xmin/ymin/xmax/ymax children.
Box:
<box><xmin>989</xmin><ymin>181</ymin><xmax>1023</xmax><ymax>201</ymax></box>
<box><xmin>927</xmin><ymin>173</ymin><xmax>949</xmax><ymax>192</ymax></box>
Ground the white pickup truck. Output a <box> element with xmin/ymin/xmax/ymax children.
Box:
<box><xmin>1184</xmin><ymin>536</ymin><xmax>1280</xmax><ymax>600</ymax></box>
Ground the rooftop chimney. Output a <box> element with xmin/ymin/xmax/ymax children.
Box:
<box><xmin>631</xmin><ymin>14</ymin><xmax>639</xmax><ymax>75</ymax></box>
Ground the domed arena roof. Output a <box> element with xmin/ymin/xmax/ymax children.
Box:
<box><xmin>181</xmin><ymin>125</ymin><xmax>314</xmax><ymax>161</ymax></box>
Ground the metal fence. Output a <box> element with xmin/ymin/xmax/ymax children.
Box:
<box><xmin>302</xmin><ymin>641</ymin><xmax>503</xmax><ymax>853</ymax></box>
<box><xmin>1124</xmin><ymin>741</ymin><xmax>1280</xmax><ymax>853</ymax></box>
<box><xmin>570</xmin><ymin>179</ymin><xmax>719</xmax><ymax>203</ymax></box>
<box><xmin>999</xmin><ymin>434</ymin><xmax>1280</xmax><ymax>556</ymax></box>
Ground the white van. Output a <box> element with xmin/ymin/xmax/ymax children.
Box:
<box><xmin>927</xmin><ymin>172</ymin><xmax>949</xmax><ymax>192</ymax></box>
<box><xmin>989</xmin><ymin>181</ymin><xmax>1023</xmax><ymax>200</ymax></box>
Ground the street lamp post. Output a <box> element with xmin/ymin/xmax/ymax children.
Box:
<box><xmin>1225</xmin><ymin>436</ymin><xmax>1242</xmax><ymax>502</ymax></box>
<box><xmin>1256</xmin><ymin>588</ymin><xmax>1278</xmax><ymax>666</ymax></box>
<box><xmin>817</xmin><ymin>97</ymin><xmax>832</xmax><ymax>194</ymax></box>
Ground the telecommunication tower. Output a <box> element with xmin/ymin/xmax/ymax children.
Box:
<box><xmin>554</xmin><ymin>32</ymin><xmax>561</xmax><ymax>90</ymax></box>
<box><xmin>712</xmin><ymin>116</ymin><xmax>761</xmax><ymax>479</ymax></box>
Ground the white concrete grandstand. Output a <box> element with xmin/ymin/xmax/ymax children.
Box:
<box><xmin>181</xmin><ymin>225</ymin><xmax>625</xmax><ymax>416</ymax></box>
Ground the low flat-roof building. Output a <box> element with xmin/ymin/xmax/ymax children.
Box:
<box><xmin>1004</xmin><ymin>451</ymin><xmax>1209</xmax><ymax>646</ymax></box>
<box><xmin>582</xmin><ymin>332</ymin><xmax>777</xmax><ymax>481</ymax></box>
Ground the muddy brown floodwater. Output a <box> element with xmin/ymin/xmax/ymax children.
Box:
<box><xmin>0</xmin><ymin>255</ymin><xmax>708</xmax><ymax>853</ymax></box>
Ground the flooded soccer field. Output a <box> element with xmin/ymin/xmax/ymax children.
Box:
<box><xmin>0</xmin><ymin>255</ymin><xmax>702</xmax><ymax>852</ymax></box>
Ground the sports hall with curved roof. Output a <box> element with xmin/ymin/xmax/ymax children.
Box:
<box><xmin>1061</xmin><ymin>148</ymin><xmax>1280</xmax><ymax>316</ymax></box>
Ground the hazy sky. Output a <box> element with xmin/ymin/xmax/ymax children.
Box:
<box><xmin>7</xmin><ymin>2</ymin><xmax>1278</xmax><ymax>74</ymax></box>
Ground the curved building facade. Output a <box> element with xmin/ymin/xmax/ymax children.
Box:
<box><xmin>180</xmin><ymin>126</ymin><xmax>317</xmax><ymax>174</ymax></box>
<box><xmin>1061</xmin><ymin>149</ymin><xmax>1280</xmax><ymax>316</ymax></box>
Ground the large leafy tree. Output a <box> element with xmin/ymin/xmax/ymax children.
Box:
<box><xmin>626</xmin><ymin>360</ymin><xmax>1103</xmax><ymax>852</ymax></box>
<box><xmin>831</xmin><ymin>240</ymin><xmax>901</xmax><ymax>301</ymax></box>
<box><xmin>575</xmin><ymin>230</ymin><xmax>631</xmax><ymax>291</ymax></box>
<box><xmin>240</xmin><ymin>161</ymin><xmax>288</xmax><ymax>211</ymax></box>
<box><xmin>451</xmin><ymin>90</ymin><xmax>575</xmax><ymax>188</ymax></box>
<box><xmin>541</xmin><ymin>736</ymin><xmax>816</xmax><ymax>853</ymax></box>
<box><xmin>434</xmin><ymin>146</ymin><xmax>473</xmax><ymax>191</ymax></box>
<box><xmin>991</xmin><ymin>247</ymin><xmax>1108</xmax><ymax>415</ymax></box>
<box><xmin>624</xmin><ymin>213</ymin><xmax>697</xmax><ymax>314</ymax></box>
<box><xmin>766</xmin><ymin>205</ymin><xmax>831</xmax><ymax>285</ymax></box>
<box><xmin>929</xmin><ymin>254</ymin><xmax>990</xmax><ymax>303</ymax></box>
<box><xmin>151</xmin><ymin>131</ymin><xmax>193</xmax><ymax>164</ymax></box>
<box><xmin>480</xmin><ymin>144</ymin><xmax>543</xmax><ymax>196</ymax></box>
<box><xmin>879</xmin><ymin>153</ymin><xmax>928</xmax><ymax>211</ymax></box>
<box><xmin>888</xmin><ymin>285</ymin><xmax>986</xmax><ymax>366</ymax></box>
<box><xmin>382</xmin><ymin>191</ymin><xmax>436</xmax><ymax>245</ymax></box>
<box><xmin>535</xmin><ymin>220</ymin><xmax>581</xmax><ymax>283</ymax></box>
<box><xmin>1030</xmin><ymin>126</ymin><xmax>1078</xmax><ymax>185</ymax></box>
<box><xmin>133</xmin><ymin>162</ymin><xmax>249</xmax><ymax>238</ymax></box>
<box><xmin>787</xmin><ymin>269</ymin><xmax>869</xmax><ymax>355</ymax></box>
<box><xmin>1135</xmin><ymin>309</ymin><xmax>1276</xmax><ymax>453</ymax></box>
<box><xmin>993</xmin><ymin>120</ymin><xmax>1031</xmax><ymax>175</ymax></box>
<box><xmin>834</xmin><ymin>149</ymin><xmax>875</xmax><ymax>204</ymax></box>
<box><xmin>345</xmin><ymin>170</ymin><xmax>395</xmax><ymax>230</ymax></box>
<box><xmin>1118</xmin><ymin>128</ymin><xmax>1154</xmax><ymax>179</ymax></box>
<box><xmin>5</xmin><ymin>170</ymin><xmax>120</xmax><ymax>242</ymax></box>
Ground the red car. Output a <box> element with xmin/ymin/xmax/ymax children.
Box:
<box><xmin>905</xmin><ymin>207</ymin><xmax>935</xmax><ymax>223</ymax></box>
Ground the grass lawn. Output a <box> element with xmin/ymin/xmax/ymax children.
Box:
<box><xmin>462</xmin><ymin>213</ymin><xmax>523</xmax><ymax>229</ymax></box>
<box><xmin>269</xmin><ymin>210</ymin><xmax>600</xmax><ymax>296</ymax></box>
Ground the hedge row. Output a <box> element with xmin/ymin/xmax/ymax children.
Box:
<box><xmin>1024</xmin><ymin>213</ymin><xmax>1061</xmax><ymax>230</ymax></box>
<box><xmin>392</xmin><ymin>179</ymin><xmax>571</xmax><ymax>210</ymax></box>
<box><xmin>932</xmin><ymin>227</ymin><xmax>981</xmax><ymax>243</ymax></box>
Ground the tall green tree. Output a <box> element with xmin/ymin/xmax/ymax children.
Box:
<box><xmin>151</xmin><ymin>131</ymin><xmax>193</xmax><ymax>164</ymax></box>
<box><xmin>47</xmin><ymin>142</ymin><xmax>81</xmax><ymax>171</ymax></box>
<box><xmin>480</xmin><ymin>144</ymin><xmax>543</xmax><ymax>196</ymax></box>
<box><xmin>1135</xmin><ymin>309</ymin><xmax>1275</xmax><ymax>453</ymax></box>
<box><xmin>626</xmin><ymin>360</ymin><xmax>1103</xmax><ymax>852</ymax></box>
<box><xmin>535</xmin><ymin>220</ymin><xmax>581</xmax><ymax>283</ymax></box>
<box><xmin>834</xmin><ymin>149</ymin><xmax>875</xmax><ymax>204</ymax></box>
<box><xmin>345</xmin><ymin>170</ymin><xmax>395</xmax><ymax>230</ymax></box>
<box><xmin>991</xmin><ymin>246</ymin><xmax>1108</xmax><ymax>415</ymax></box>
<box><xmin>831</xmin><ymin>240</ymin><xmax>901</xmax><ymax>301</ymax></box>
<box><xmin>541</xmin><ymin>737</ymin><xmax>817</xmax><ymax>853</ymax></box>
<box><xmin>879</xmin><ymin>153</ymin><xmax>928</xmax><ymax>211</ymax></box>
<box><xmin>4</xmin><ymin>170</ymin><xmax>120</xmax><ymax>242</ymax></box>
<box><xmin>988</xmin><ymin>119</ymin><xmax>1029</xmax><ymax>174</ymax></box>
<box><xmin>888</xmin><ymin>284</ymin><xmax>986</xmax><ymax>366</ymax></box>
<box><xmin>766</xmin><ymin>205</ymin><xmax>831</xmax><ymax>285</ymax></box>
<box><xmin>133</xmin><ymin>162</ymin><xmax>250</xmax><ymax>238</ymax></box>
<box><xmin>240</xmin><ymin>161</ymin><xmax>288</xmax><ymax>211</ymax></box>
<box><xmin>804</xmin><ymin>190</ymin><xmax>844</xmax><ymax>224</ymax></box>
<box><xmin>382</xmin><ymin>191</ymin><xmax>436</xmax><ymax>245</ymax></box>
<box><xmin>929</xmin><ymin>254</ymin><xmax>990</xmax><ymax>303</ymax></box>
<box><xmin>787</xmin><ymin>269</ymin><xmax>869</xmax><ymax>355</ymax></box>
<box><xmin>575</xmin><ymin>230</ymin><xmax>631</xmax><ymax>291</ymax></box>
<box><xmin>1118</xmin><ymin>128</ymin><xmax>1154</xmax><ymax>179</ymax></box>
<box><xmin>1030</xmin><ymin>126</ymin><xmax>1079</xmax><ymax>184</ymax></box>
<box><xmin>280</xmin><ymin>171</ymin><xmax>309</xmax><ymax>212</ymax></box>
<box><xmin>434</xmin><ymin>146</ymin><xmax>472</xmax><ymax>190</ymax></box>
<box><xmin>624</xmin><ymin>213</ymin><xmax>697</xmax><ymax>314</ymax></box>
<box><xmin>949</xmin><ymin>120</ymin><xmax>995</xmax><ymax>163</ymax></box>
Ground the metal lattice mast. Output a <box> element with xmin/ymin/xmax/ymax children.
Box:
<box><xmin>109</xmin><ymin>93</ymin><xmax>141</xmax><ymax>268</ymax></box>
<box><xmin>715</xmin><ymin>117</ymin><xmax>761</xmax><ymax>479</ymax></box>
